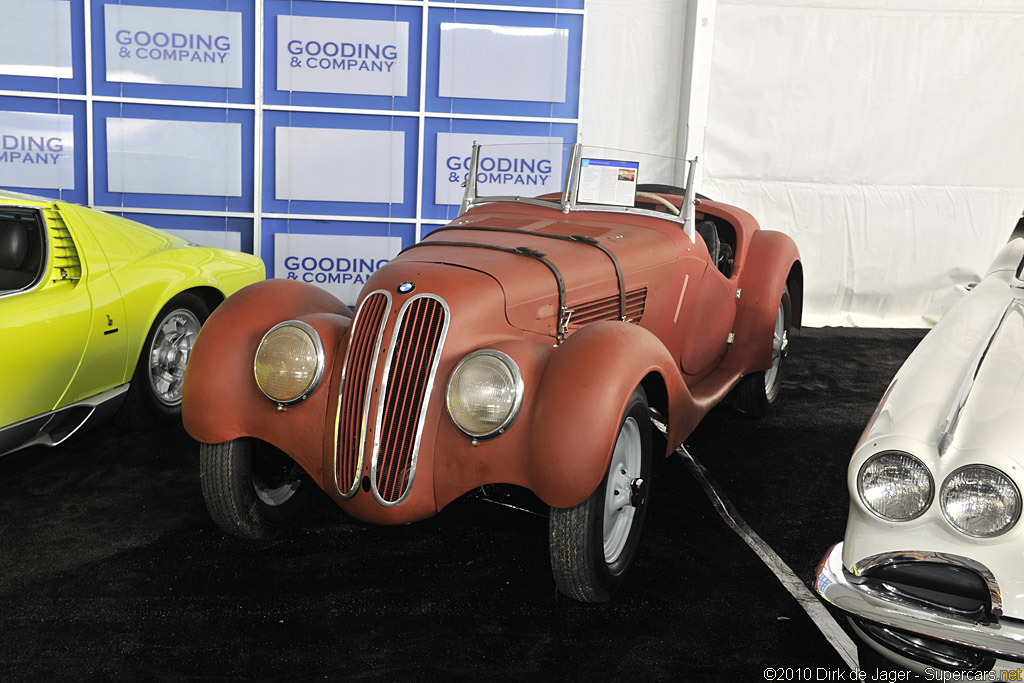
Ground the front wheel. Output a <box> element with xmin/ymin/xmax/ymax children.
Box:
<box><xmin>119</xmin><ymin>292</ymin><xmax>209</xmax><ymax>428</ymax></box>
<box><xmin>734</xmin><ymin>285</ymin><xmax>791</xmax><ymax>417</ymax></box>
<box><xmin>200</xmin><ymin>438</ymin><xmax>314</xmax><ymax>541</ymax></box>
<box><xmin>549</xmin><ymin>386</ymin><xmax>652</xmax><ymax>602</ymax></box>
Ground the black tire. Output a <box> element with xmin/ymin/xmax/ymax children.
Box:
<box><xmin>549</xmin><ymin>386</ymin><xmax>652</xmax><ymax>602</ymax></box>
<box><xmin>734</xmin><ymin>285</ymin><xmax>791</xmax><ymax>417</ymax></box>
<box><xmin>199</xmin><ymin>438</ymin><xmax>314</xmax><ymax>541</ymax></box>
<box><xmin>119</xmin><ymin>291</ymin><xmax>209</xmax><ymax>429</ymax></box>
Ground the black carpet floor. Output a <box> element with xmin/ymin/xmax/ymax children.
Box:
<box><xmin>0</xmin><ymin>327</ymin><xmax>927</xmax><ymax>682</ymax></box>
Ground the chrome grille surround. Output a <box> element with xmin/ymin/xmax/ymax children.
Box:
<box><xmin>333</xmin><ymin>290</ymin><xmax>392</xmax><ymax>499</ymax></box>
<box><xmin>370</xmin><ymin>294</ymin><xmax>450</xmax><ymax>507</ymax></box>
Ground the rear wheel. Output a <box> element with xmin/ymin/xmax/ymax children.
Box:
<box><xmin>734</xmin><ymin>285</ymin><xmax>791</xmax><ymax>417</ymax></box>
<box><xmin>200</xmin><ymin>438</ymin><xmax>314</xmax><ymax>541</ymax></box>
<box><xmin>549</xmin><ymin>386</ymin><xmax>652</xmax><ymax>602</ymax></box>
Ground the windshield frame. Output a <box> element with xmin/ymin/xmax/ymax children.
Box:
<box><xmin>458</xmin><ymin>142</ymin><xmax>698</xmax><ymax>242</ymax></box>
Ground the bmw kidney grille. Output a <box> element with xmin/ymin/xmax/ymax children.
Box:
<box><xmin>336</xmin><ymin>292</ymin><xmax>448</xmax><ymax>505</ymax></box>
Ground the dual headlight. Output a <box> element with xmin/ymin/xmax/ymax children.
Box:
<box><xmin>446</xmin><ymin>350</ymin><xmax>523</xmax><ymax>438</ymax></box>
<box><xmin>254</xmin><ymin>321</ymin><xmax>325</xmax><ymax>405</ymax></box>
<box><xmin>253</xmin><ymin>327</ymin><xmax>522</xmax><ymax>438</ymax></box>
<box><xmin>859</xmin><ymin>451</ymin><xmax>1021</xmax><ymax>537</ymax></box>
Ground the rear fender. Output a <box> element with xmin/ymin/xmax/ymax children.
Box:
<box><xmin>527</xmin><ymin>322</ymin><xmax>689</xmax><ymax>509</ymax></box>
<box><xmin>182</xmin><ymin>279</ymin><xmax>351</xmax><ymax>484</ymax></box>
<box><xmin>726</xmin><ymin>231</ymin><xmax>802</xmax><ymax>373</ymax></box>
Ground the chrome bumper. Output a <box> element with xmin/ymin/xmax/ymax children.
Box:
<box><xmin>814</xmin><ymin>542</ymin><xmax>1024</xmax><ymax>662</ymax></box>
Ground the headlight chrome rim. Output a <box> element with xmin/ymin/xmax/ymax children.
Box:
<box><xmin>253</xmin><ymin>320</ymin><xmax>325</xmax><ymax>406</ymax></box>
<box><xmin>858</xmin><ymin>450</ymin><xmax>934</xmax><ymax>522</ymax></box>
<box><xmin>446</xmin><ymin>349</ymin><xmax>524</xmax><ymax>439</ymax></box>
<box><xmin>940</xmin><ymin>464</ymin><xmax>1021</xmax><ymax>538</ymax></box>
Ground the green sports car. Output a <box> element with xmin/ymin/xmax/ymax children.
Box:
<box><xmin>0</xmin><ymin>190</ymin><xmax>264</xmax><ymax>456</ymax></box>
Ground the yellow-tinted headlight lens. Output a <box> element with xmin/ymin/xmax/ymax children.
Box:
<box><xmin>254</xmin><ymin>321</ymin><xmax>324</xmax><ymax>404</ymax></box>
<box><xmin>446</xmin><ymin>351</ymin><xmax>523</xmax><ymax>438</ymax></box>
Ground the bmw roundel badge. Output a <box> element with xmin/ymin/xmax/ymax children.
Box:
<box><xmin>397</xmin><ymin>281</ymin><xmax>416</xmax><ymax>294</ymax></box>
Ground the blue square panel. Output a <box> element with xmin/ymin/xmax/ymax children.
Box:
<box><xmin>262</xmin><ymin>110</ymin><xmax>418</xmax><ymax>220</ymax></box>
<box><xmin>265</xmin><ymin>1</ymin><xmax>422</xmax><ymax>112</ymax></box>
<box><xmin>0</xmin><ymin>1</ymin><xmax>87</xmax><ymax>96</ymax></box>
<box><xmin>426</xmin><ymin>8</ymin><xmax>582</xmax><ymax>118</ymax></box>
<box><xmin>93</xmin><ymin>101</ymin><xmax>254</xmax><ymax>213</ymax></box>
<box><xmin>91</xmin><ymin>0</ymin><xmax>256</xmax><ymax>105</ymax></box>
<box><xmin>262</xmin><ymin>218</ymin><xmax>415</xmax><ymax>307</ymax></box>
<box><xmin>0</xmin><ymin>96</ymin><xmax>87</xmax><ymax>205</ymax></box>
<box><xmin>422</xmin><ymin>117</ymin><xmax>577</xmax><ymax>222</ymax></box>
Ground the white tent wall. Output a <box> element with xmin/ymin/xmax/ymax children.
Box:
<box><xmin>584</xmin><ymin>0</ymin><xmax>1024</xmax><ymax>327</ymax></box>
<box><xmin>704</xmin><ymin>0</ymin><xmax>1024</xmax><ymax>326</ymax></box>
<box><xmin>580</xmin><ymin>0</ymin><xmax>689</xmax><ymax>163</ymax></box>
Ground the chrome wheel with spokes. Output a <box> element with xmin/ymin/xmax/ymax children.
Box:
<box><xmin>148</xmin><ymin>307</ymin><xmax>201</xmax><ymax>406</ymax></box>
<box><xmin>119</xmin><ymin>291</ymin><xmax>210</xmax><ymax>428</ymax></box>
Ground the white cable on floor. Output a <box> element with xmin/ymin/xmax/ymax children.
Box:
<box><xmin>677</xmin><ymin>444</ymin><xmax>859</xmax><ymax>671</ymax></box>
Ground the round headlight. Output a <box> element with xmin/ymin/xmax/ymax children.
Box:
<box><xmin>446</xmin><ymin>350</ymin><xmax>523</xmax><ymax>438</ymax></box>
<box><xmin>254</xmin><ymin>321</ymin><xmax>325</xmax><ymax>405</ymax></box>
<box><xmin>941</xmin><ymin>465</ymin><xmax>1021</xmax><ymax>538</ymax></box>
<box><xmin>859</xmin><ymin>451</ymin><xmax>933</xmax><ymax>521</ymax></box>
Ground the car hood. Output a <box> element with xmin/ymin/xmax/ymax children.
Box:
<box><xmin>860</xmin><ymin>240</ymin><xmax>1024</xmax><ymax>466</ymax></box>
<box><xmin>393</xmin><ymin>203</ymin><xmax>680</xmax><ymax>338</ymax></box>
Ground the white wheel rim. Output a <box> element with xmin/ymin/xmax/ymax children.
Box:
<box><xmin>764</xmin><ymin>300</ymin><xmax>788</xmax><ymax>394</ymax></box>
<box><xmin>148</xmin><ymin>307</ymin><xmax>201</xmax><ymax>406</ymax></box>
<box><xmin>603</xmin><ymin>416</ymin><xmax>641</xmax><ymax>564</ymax></box>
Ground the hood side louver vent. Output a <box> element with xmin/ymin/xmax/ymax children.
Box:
<box><xmin>570</xmin><ymin>287</ymin><xmax>647</xmax><ymax>327</ymax></box>
<box><xmin>44</xmin><ymin>208</ymin><xmax>82</xmax><ymax>286</ymax></box>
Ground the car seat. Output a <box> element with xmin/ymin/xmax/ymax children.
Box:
<box><xmin>695</xmin><ymin>220</ymin><xmax>720</xmax><ymax>269</ymax></box>
<box><xmin>0</xmin><ymin>221</ymin><xmax>33</xmax><ymax>291</ymax></box>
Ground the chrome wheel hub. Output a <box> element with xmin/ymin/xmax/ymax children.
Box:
<box><xmin>148</xmin><ymin>308</ymin><xmax>201</xmax><ymax>406</ymax></box>
<box><xmin>603</xmin><ymin>416</ymin><xmax>642</xmax><ymax>564</ymax></box>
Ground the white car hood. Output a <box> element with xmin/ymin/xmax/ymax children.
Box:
<box><xmin>861</xmin><ymin>240</ymin><xmax>1024</xmax><ymax>459</ymax></box>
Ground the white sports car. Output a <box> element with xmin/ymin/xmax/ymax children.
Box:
<box><xmin>814</xmin><ymin>232</ymin><xmax>1024</xmax><ymax>674</ymax></box>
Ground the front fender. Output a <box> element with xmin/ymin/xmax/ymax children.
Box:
<box><xmin>527</xmin><ymin>322</ymin><xmax>689</xmax><ymax>509</ymax></box>
<box><xmin>182</xmin><ymin>279</ymin><xmax>351</xmax><ymax>483</ymax></box>
<box><xmin>726</xmin><ymin>230</ymin><xmax>802</xmax><ymax>373</ymax></box>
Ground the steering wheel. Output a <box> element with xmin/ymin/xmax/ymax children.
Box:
<box><xmin>634</xmin><ymin>191</ymin><xmax>681</xmax><ymax>216</ymax></box>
